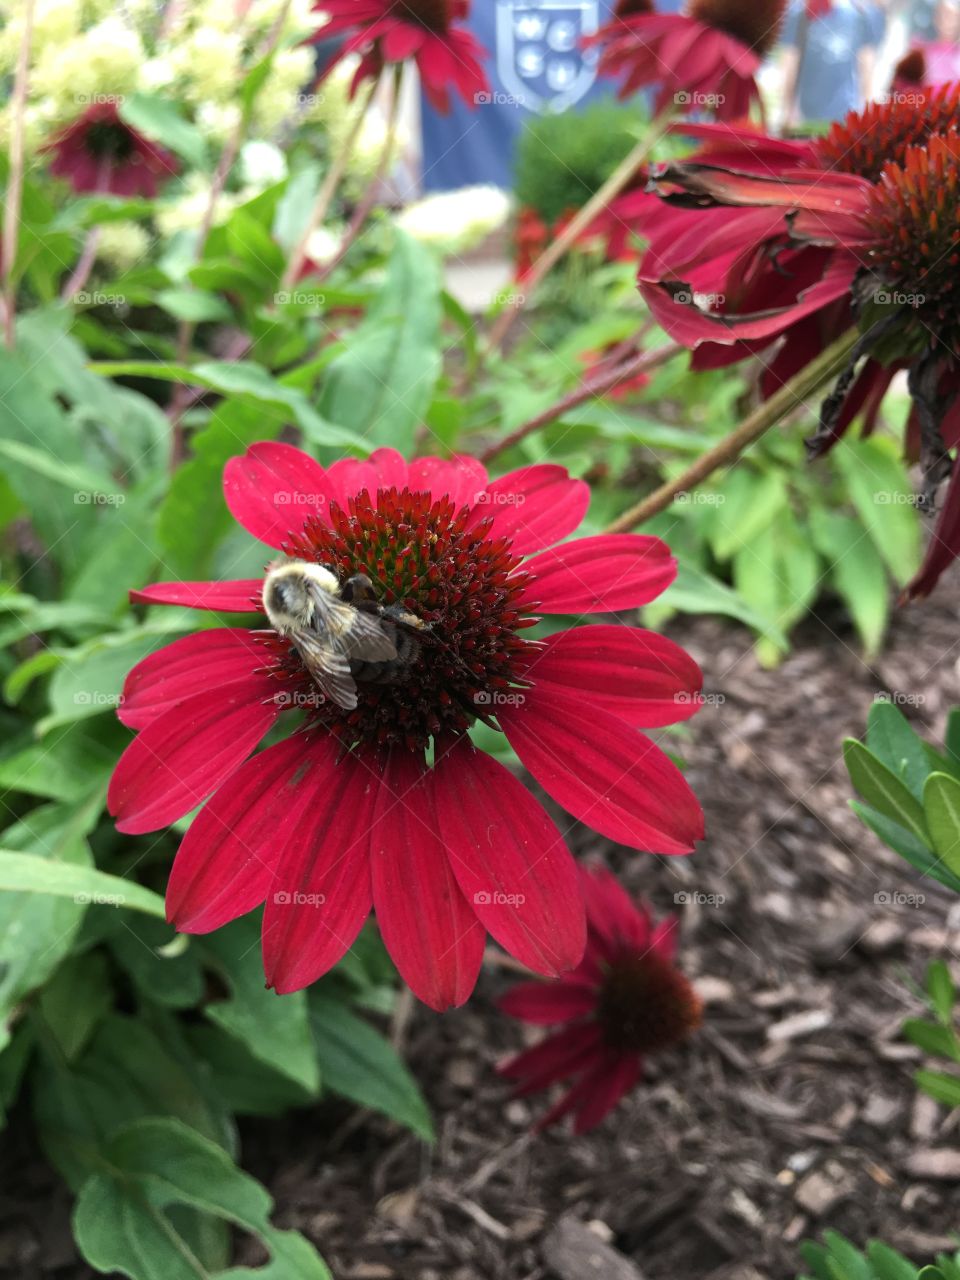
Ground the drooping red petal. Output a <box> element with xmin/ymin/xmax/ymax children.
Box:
<box><xmin>478</xmin><ymin>465</ymin><xmax>590</xmax><ymax>555</ymax></box>
<box><xmin>499</xmin><ymin>1022</ymin><xmax>603</xmax><ymax>1091</ymax></box>
<box><xmin>563</xmin><ymin>1053</ymin><xmax>641</xmax><ymax>1134</ymax></box>
<box><xmin>500</xmin><ymin>686</ymin><xmax>703</xmax><ymax>855</ymax></box>
<box><xmin>498</xmin><ymin>980</ymin><xmax>598</xmax><ymax>1025</ymax></box>
<box><xmin>167</xmin><ymin>731</ymin><xmax>330</xmax><ymax>933</ymax></box>
<box><xmin>130</xmin><ymin>580</ymin><xmax>263</xmax><ymax>612</ymax></box>
<box><xmin>223</xmin><ymin>442</ymin><xmax>337</xmax><ymax>548</ymax></box>
<box><xmin>433</xmin><ymin>738</ymin><xmax>586</xmax><ymax>977</ymax></box>
<box><xmin>262</xmin><ymin>747</ymin><xmax>374</xmax><ymax>993</ymax></box>
<box><xmin>524</xmin><ymin>625</ymin><xmax>703</xmax><ymax>727</ymax></box>
<box><xmin>905</xmin><ymin>456</ymin><xmax>960</xmax><ymax>600</ymax></box>
<box><xmin>370</xmin><ymin>750</ymin><xmax>485</xmax><ymax>1011</ymax></box>
<box><xmin>522</xmin><ymin>535</ymin><xmax>676</xmax><ymax>613</ymax></box>
<box><xmin>108</xmin><ymin>675</ymin><xmax>282</xmax><ymax>834</ymax></box>
<box><xmin>579</xmin><ymin>865</ymin><xmax>652</xmax><ymax>953</ymax></box>
<box><xmin>119</xmin><ymin>628</ymin><xmax>267</xmax><ymax>729</ymax></box>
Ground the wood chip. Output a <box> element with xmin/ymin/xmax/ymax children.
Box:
<box><xmin>904</xmin><ymin>1149</ymin><xmax>960</xmax><ymax>1180</ymax></box>
<box><xmin>767</xmin><ymin>1010</ymin><xmax>832</xmax><ymax>1043</ymax></box>
<box><xmin>542</xmin><ymin>1215</ymin><xmax>646</xmax><ymax>1280</ymax></box>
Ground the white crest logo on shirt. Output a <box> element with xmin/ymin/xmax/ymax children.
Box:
<box><xmin>495</xmin><ymin>0</ymin><xmax>601</xmax><ymax>113</ymax></box>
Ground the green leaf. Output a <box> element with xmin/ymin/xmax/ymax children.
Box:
<box><xmin>927</xmin><ymin>960</ymin><xmax>957</xmax><ymax>1025</ymax></box>
<box><xmin>851</xmin><ymin>802</ymin><xmax>960</xmax><ymax>895</ymax></box>
<box><xmin>923</xmin><ymin>773</ymin><xmax>960</xmax><ymax>879</ymax></box>
<box><xmin>902</xmin><ymin>1018</ymin><xmax>960</xmax><ymax>1062</ymax></box>
<box><xmin>866</xmin><ymin>701</ymin><xmax>931</xmax><ymax>799</ymax></box>
<box><xmin>310</xmin><ymin>994</ymin><xmax>433</xmax><ymax>1140</ymax></box>
<box><xmin>0</xmin><ymin>850</ymin><xmax>166</xmax><ymax>917</ymax></box>
<box><xmin>833</xmin><ymin>436</ymin><xmax>921</xmax><ymax>584</ymax></box>
<box><xmin>109</xmin><ymin>916</ymin><xmax>204</xmax><ymax>1011</ymax></box>
<box><xmin>73</xmin><ymin>1118</ymin><xmax>330</xmax><ymax>1280</ymax></box>
<box><xmin>709</xmin><ymin>467</ymin><xmax>786</xmax><ymax>561</ymax></box>
<box><xmin>0</xmin><ymin>798</ymin><xmax>100</xmax><ymax>1050</ymax></box>
<box><xmin>866</xmin><ymin>1241</ymin><xmax>924</xmax><ymax>1280</ymax></box>
<box><xmin>201</xmin><ymin>917</ymin><xmax>320</xmax><ymax>1095</ymax></box>
<box><xmin>157</xmin><ymin>288</ymin><xmax>234</xmax><ymax>324</ymax></box>
<box><xmin>120</xmin><ymin>94</ymin><xmax>208</xmax><ymax>167</ymax></box>
<box><xmin>945</xmin><ymin>709</ymin><xmax>960</xmax><ymax>781</ymax></box>
<box><xmin>220</xmin><ymin>1228</ymin><xmax>333</xmax><ymax>1280</ymax></box>
<box><xmin>844</xmin><ymin>740</ymin><xmax>928</xmax><ymax>843</ymax></box>
<box><xmin>319</xmin><ymin>231</ymin><xmax>441</xmax><ymax>452</ymax></box>
<box><xmin>654</xmin><ymin>559</ymin><xmax>788</xmax><ymax>646</ymax></box>
<box><xmin>915</xmin><ymin>1069</ymin><xmax>960</xmax><ymax>1109</ymax></box>
<box><xmin>813</xmin><ymin>510</ymin><xmax>890</xmax><ymax>658</ymax></box>
<box><xmin>37</xmin><ymin>950</ymin><xmax>112</xmax><ymax>1061</ymax></box>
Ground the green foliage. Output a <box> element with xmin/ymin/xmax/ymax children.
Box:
<box><xmin>514</xmin><ymin>101</ymin><xmax>646</xmax><ymax>223</ymax></box>
<box><xmin>799</xmin><ymin>1230</ymin><xmax>960</xmax><ymax>1280</ymax></box>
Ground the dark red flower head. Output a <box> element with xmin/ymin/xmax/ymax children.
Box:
<box><xmin>893</xmin><ymin>48</ymin><xmax>928</xmax><ymax>91</ymax></box>
<box><xmin>499</xmin><ymin>865</ymin><xmax>701</xmax><ymax>1132</ymax></box>
<box><xmin>615</xmin><ymin>0</ymin><xmax>654</xmax><ymax>15</ymax></box>
<box><xmin>310</xmin><ymin>0</ymin><xmax>489</xmax><ymax>113</ymax></box>
<box><xmin>43</xmin><ymin>102</ymin><xmax>178</xmax><ymax>197</ymax></box>
<box><xmin>816</xmin><ymin>83</ymin><xmax>960</xmax><ymax>181</ymax></box>
<box><xmin>108</xmin><ymin>446</ymin><xmax>704</xmax><ymax>1012</ymax></box>
<box><xmin>590</xmin><ymin>0</ymin><xmax>787</xmax><ymax>120</ymax></box>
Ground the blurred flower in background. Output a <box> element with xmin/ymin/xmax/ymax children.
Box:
<box><xmin>394</xmin><ymin>184</ymin><xmax>512</xmax><ymax>255</ymax></box>
<box><xmin>499</xmin><ymin>865</ymin><xmax>702</xmax><ymax>1132</ymax></box>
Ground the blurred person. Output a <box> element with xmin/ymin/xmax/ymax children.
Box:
<box><xmin>781</xmin><ymin>0</ymin><xmax>883</xmax><ymax>123</ymax></box>
<box><xmin>419</xmin><ymin>0</ymin><xmax>684</xmax><ymax>193</ymax></box>
<box><xmin>920</xmin><ymin>0</ymin><xmax>960</xmax><ymax>81</ymax></box>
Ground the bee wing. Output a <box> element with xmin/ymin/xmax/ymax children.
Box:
<box><xmin>320</xmin><ymin>597</ymin><xmax>398</xmax><ymax>663</ymax></box>
<box><xmin>291</xmin><ymin>628</ymin><xmax>359</xmax><ymax>711</ymax></box>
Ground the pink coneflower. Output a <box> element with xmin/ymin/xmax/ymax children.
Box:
<box><xmin>590</xmin><ymin>0</ymin><xmax>787</xmax><ymax>122</ymax></box>
<box><xmin>499</xmin><ymin>865</ymin><xmax>702</xmax><ymax>1132</ymax></box>
<box><xmin>44</xmin><ymin>102</ymin><xmax>178</xmax><ymax>197</ymax></box>
<box><xmin>310</xmin><ymin>0</ymin><xmax>488</xmax><ymax>113</ymax></box>
<box><xmin>108</xmin><ymin>445</ymin><xmax>704</xmax><ymax>1011</ymax></box>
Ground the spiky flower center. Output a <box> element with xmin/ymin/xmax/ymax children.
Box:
<box><xmin>864</xmin><ymin>131</ymin><xmax>960</xmax><ymax>345</ymax></box>
<box><xmin>687</xmin><ymin>0</ymin><xmax>786</xmax><ymax>56</ymax></box>
<box><xmin>817</xmin><ymin>85</ymin><xmax>960</xmax><ymax>183</ymax></box>
<box><xmin>84</xmin><ymin>120</ymin><xmax>138</xmax><ymax>164</ymax></box>
<box><xmin>596</xmin><ymin>950</ymin><xmax>702</xmax><ymax>1054</ymax></box>
<box><xmin>388</xmin><ymin>0</ymin><xmax>450</xmax><ymax>31</ymax></box>
<box><xmin>264</xmin><ymin>487</ymin><xmax>538</xmax><ymax>753</ymax></box>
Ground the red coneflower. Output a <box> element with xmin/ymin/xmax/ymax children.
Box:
<box><xmin>589</xmin><ymin>0</ymin><xmax>787</xmax><ymax>122</ymax></box>
<box><xmin>499</xmin><ymin>865</ymin><xmax>701</xmax><ymax>1132</ymax></box>
<box><xmin>44</xmin><ymin>102</ymin><xmax>178</xmax><ymax>197</ymax></box>
<box><xmin>310</xmin><ymin>0</ymin><xmax>488</xmax><ymax>113</ymax></box>
<box><xmin>640</xmin><ymin>89</ymin><xmax>960</xmax><ymax>595</ymax></box>
<box><xmin>108</xmin><ymin>445</ymin><xmax>704</xmax><ymax>1011</ymax></box>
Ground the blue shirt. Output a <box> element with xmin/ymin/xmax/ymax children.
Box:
<box><xmin>420</xmin><ymin>0</ymin><xmax>684</xmax><ymax>191</ymax></box>
<box><xmin>782</xmin><ymin>0</ymin><xmax>883</xmax><ymax>123</ymax></box>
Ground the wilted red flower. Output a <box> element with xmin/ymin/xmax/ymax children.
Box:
<box><xmin>514</xmin><ymin>206</ymin><xmax>549</xmax><ymax>281</ymax></box>
<box><xmin>43</xmin><ymin>102</ymin><xmax>178</xmax><ymax>197</ymax></box>
<box><xmin>310</xmin><ymin>0</ymin><xmax>488</xmax><ymax>113</ymax></box>
<box><xmin>640</xmin><ymin>89</ymin><xmax>960</xmax><ymax>596</ymax></box>
<box><xmin>589</xmin><ymin>0</ymin><xmax>787</xmax><ymax>121</ymax></box>
<box><xmin>499</xmin><ymin>865</ymin><xmax>701</xmax><ymax>1132</ymax></box>
<box><xmin>108</xmin><ymin>445</ymin><xmax>704</xmax><ymax>1011</ymax></box>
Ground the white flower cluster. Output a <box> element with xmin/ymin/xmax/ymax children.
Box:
<box><xmin>394</xmin><ymin>187</ymin><xmax>514</xmax><ymax>257</ymax></box>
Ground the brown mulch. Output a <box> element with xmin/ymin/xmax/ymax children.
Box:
<box><xmin>4</xmin><ymin>585</ymin><xmax>960</xmax><ymax>1279</ymax></box>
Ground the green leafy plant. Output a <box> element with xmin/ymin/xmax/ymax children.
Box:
<box><xmin>902</xmin><ymin>961</ymin><xmax>960</xmax><ymax>1111</ymax></box>
<box><xmin>799</xmin><ymin>1230</ymin><xmax>960</xmax><ymax>1280</ymax></box>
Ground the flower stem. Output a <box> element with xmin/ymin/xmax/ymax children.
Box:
<box><xmin>280</xmin><ymin>76</ymin><xmax>379</xmax><ymax>291</ymax></box>
<box><xmin>484</xmin><ymin>111</ymin><xmax>674</xmax><ymax>356</ymax></box>
<box><xmin>2</xmin><ymin>0</ymin><xmax>35</xmax><ymax>349</ymax></box>
<box><xmin>314</xmin><ymin>64</ymin><xmax>405</xmax><ymax>284</ymax></box>
<box><xmin>604</xmin><ymin>327</ymin><xmax>861</xmax><ymax>533</ymax></box>
<box><xmin>478</xmin><ymin>342</ymin><xmax>682</xmax><ymax>464</ymax></box>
